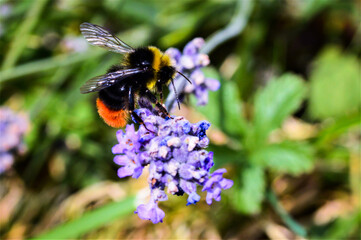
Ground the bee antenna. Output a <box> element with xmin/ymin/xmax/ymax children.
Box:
<box><xmin>176</xmin><ymin>71</ymin><xmax>192</xmax><ymax>84</ymax></box>
<box><xmin>171</xmin><ymin>78</ymin><xmax>181</xmax><ymax>110</ymax></box>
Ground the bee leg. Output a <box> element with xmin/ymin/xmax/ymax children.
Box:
<box><xmin>129</xmin><ymin>86</ymin><xmax>155</xmax><ymax>134</ymax></box>
<box><xmin>130</xmin><ymin>111</ymin><xmax>155</xmax><ymax>134</ymax></box>
<box><xmin>156</xmin><ymin>83</ymin><xmax>164</xmax><ymax>104</ymax></box>
<box><xmin>140</xmin><ymin>88</ymin><xmax>171</xmax><ymax>119</ymax></box>
<box><xmin>160</xmin><ymin>91</ymin><xmax>164</xmax><ymax>104</ymax></box>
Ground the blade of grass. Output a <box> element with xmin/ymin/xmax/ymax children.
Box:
<box><xmin>33</xmin><ymin>196</ymin><xmax>136</xmax><ymax>239</ymax></box>
<box><xmin>0</xmin><ymin>50</ymin><xmax>104</xmax><ymax>83</ymax></box>
<box><xmin>0</xmin><ymin>25</ymin><xmax>151</xmax><ymax>83</ymax></box>
<box><xmin>2</xmin><ymin>0</ymin><xmax>49</xmax><ymax>70</ymax></box>
<box><xmin>315</xmin><ymin>113</ymin><xmax>361</xmax><ymax>147</ymax></box>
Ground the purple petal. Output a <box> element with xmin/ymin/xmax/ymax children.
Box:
<box><xmin>180</xmin><ymin>55</ymin><xmax>195</xmax><ymax>69</ymax></box>
<box><xmin>125</xmin><ymin>124</ymin><xmax>136</xmax><ymax>137</ymax></box>
<box><xmin>179</xmin><ymin>164</ymin><xmax>194</xmax><ymax>180</ymax></box>
<box><xmin>205</xmin><ymin>78</ymin><xmax>220</xmax><ymax>91</ymax></box>
<box><xmin>190</xmin><ymin>69</ymin><xmax>205</xmax><ymax>85</ymax></box>
<box><xmin>132</xmin><ymin>166</ymin><xmax>143</xmax><ymax>179</ymax></box>
<box><xmin>135</xmin><ymin>201</ymin><xmax>165</xmax><ymax>224</ymax></box>
<box><xmin>220</xmin><ymin>178</ymin><xmax>234</xmax><ymax>189</ymax></box>
<box><xmin>195</xmin><ymin>53</ymin><xmax>210</xmax><ymax>67</ymax></box>
<box><xmin>165</xmin><ymin>48</ymin><xmax>181</xmax><ymax>63</ymax></box>
<box><xmin>183</xmin><ymin>41</ymin><xmax>198</xmax><ymax>56</ymax></box>
<box><xmin>187</xmin><ymin>151</ymin><xmax>201</xmax><ymax>167</ymax></box>
<box><xmin>115</xmin><ymin>129</ymin><xmax>125</xmax><ymax>144</ymax></box>
<box><xmin>198</xmin><ymin>137</ymin><xmax>209</xmax><ymax>148</ymax></box>
<box><xmin>202</xmin><ymin>173</ymin><xmax>224</xmax><ymax>191</ymax></box>
<box><xmin>174</xmin><ymin>119</ymin><xmax>191</xmax><ymax>135</ymax></box>
<box><xmin>206</xmin><ymin>192</ymin><xmax>214</xmax><ymax>205</ymax></box>
<box><xmin>139</xmin><ymin>131</ymin><xmax>155</xmax><ymax>143</ymax></box>
<box><xmin>213</xmin><ymin>187</ymin><xmax>222</xmax><ymax>201</ymax></box>
<box><xmin>111</xmin><ymin>144</ymin><xmax>125</xmax><ymax>154</ymax></box>
<box><xmin>154</xmin><ymin>161</ymin><xmax>164</xmax><ymax>172</ymax></box>
<box><xmin>186</xmin><ymin>192</ymin><xmax>201</xmax><ymax>206</ymax></box>
<box><xmin>164</xmin><ymin>159</ymin><xmax>179</xmax><ymax>176</ymax></box>
<box><xmin>202</xmin><ymin>151</ymin><xmax>214</xmax><ymax>171</ymax></box>
<box><xmin>117</xmin><ymin>166</ymin><xmax>133</xmax><ymax>178</ymax></box>
<box><xmin>167</xmin><ymin>181</ymin><xmax>179</xmax><ymax>194</ymax></box>
<box><xmin>179</xmin><ymin>179</ymin><xmax>196</xmax><ymax>194</ymax></box>
<box><xmin>166</xmin><ymin>137</ymin><xmax>181</xmax><ymax>147</ymax></box>
<box><xmin>151</xmin><ymin>189</ymin><xmax>168</xmax><ymax>202</ymax></box>
<box><xmin>195</xmin><ymin>88</ymin><xmax>208</xmax><ymax>106</ymax></box>
<box><xmin>212</xmin><ymin>168</ymin><xmax>228</xmax><ymax>175</ymax></box>
<box><xmin>135</xmin><ymin>108</ymin><xmax>153</xmax><ymax>118</ymax></box>
<box><xmin>158</xmin><ymin>146</ymin><xmax>170</xmax><ymax>159</ymax></box>
<box><xmin>113</xmin><ymin>155</ymin><xmax>129</xmax><ymax>165</ymax></box>
<box><xmin>191</xmin><ymin>169</ymin><xmax>208</xmax><ymax>180</ymax></box>
<box><xmin>184</xmin><ymin>82</ymin><xmax>195</xmax><ymax>93</ymax></box>
<box><xmin>183</xmin><ymin>38</ymin><xmax>204</xmax><ymax>56</ymax></box>
<box><xmin>158</xmin><ymin>122</ymin><xmax>172</xmax><ymax>136</ymax></box>
<box><xmin>195</xmin><ymin>121</ymin><xmax>210</xmax><ymax>139</ymax></box>
<box><xmin>172</xmin><ymin>146</ymin><xmax>188</xmax><ymax>163</ymax></box>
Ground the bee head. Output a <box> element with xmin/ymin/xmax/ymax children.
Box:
<box><xmin>157</xmin><ymin>66</ymin><xmax>176</xmax><ymax>85</ymax></box>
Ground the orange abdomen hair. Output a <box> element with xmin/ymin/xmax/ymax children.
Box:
<box><xmin>96</xmin><ymin>98</ymin><xmax>128</xmax><ymax>128</ymax></box>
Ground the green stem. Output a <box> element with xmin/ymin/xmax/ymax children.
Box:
<box><xmin>267</xmin><ymin>189</ymin><xmax>307</xmax><ymax>237</ymax></box>
<box><xmin>201</xmin><ymin>0</ymin><xmax>253</xmax><ymax>55</ymax></box>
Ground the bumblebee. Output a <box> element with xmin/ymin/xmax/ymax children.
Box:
<box><xmin>79</xmin><ymin>22</ymin><xmax>188</xmax><ymax>128</ymax></box>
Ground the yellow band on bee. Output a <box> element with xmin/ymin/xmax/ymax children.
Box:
<box><xmin>148</xmin><ymin>46</ymin><xmax>162</xmax><ymax>72</ymax></box>
<box><xmin>146</xmin><ymin>46</ymin><xmax>174</xmax><ymax>90</ymax></box>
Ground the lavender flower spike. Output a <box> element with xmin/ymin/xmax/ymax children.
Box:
<box><xmin>166</xmin><ymin>38</ymin><xmax>220</xmax><ymax>107</ymax></box>
<box><xmin>0</xmin><ymin>107</ymin><xmax>29</xmax><ymax>174</ymax></box>
<box><xmin>112</xmin><ymin>108</ymin><xmax>233</xmax><ymax>223</ymax></box>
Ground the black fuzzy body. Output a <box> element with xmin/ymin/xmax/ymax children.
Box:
<box><xmin>98</xmin><ymin>46</ymin><xmax>176</xmax><ymax>119</ymax></box>
<box><xmin>98</xmin><ymin>47</ymin><xmax>155</xmax><ymax>111</ymax></box>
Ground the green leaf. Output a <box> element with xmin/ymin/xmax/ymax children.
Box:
<box><xmin>251</xmin><ymin>73</ymin><xmax>307</xmax><ymax>146</ymax></box>
<box><xmin>309</xmin><ymin>46</ymin><xmax>360</xmax><ymax>119</ymax></box>
<box><xmin>194</xmin><ymin>67</ymin><xmax>248</xmax><ymax>137</ymax></box>
<box><xmin>208</xmin><ymin>144</ymin><xmax>247</xmax><ymax>168</ymax></box>
<box><xmin>222</xmin><ymin>79</ymin><xmax>249</xmax><ymax>136</ymax></box>
<box><xmin>232</xmin><ymin>165</ymin><xmax>265</xmax><ymax>214</ymax></box>
<box><xmin>34</xmin><ymin>196</ymin><xmax>136</xmax><ymax>239</ymax></box>
<box><xmin>251</xmin><ymin>142</ymin><xmax>314</xmax><ymax>176</ymax></box>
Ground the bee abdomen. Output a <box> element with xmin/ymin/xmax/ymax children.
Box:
<box><xmin>96</xmin><ymin>98</ymin><xmax>128</xmax><ymax>128</ymax></box>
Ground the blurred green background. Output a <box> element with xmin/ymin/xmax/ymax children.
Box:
<box><xmin>0</xmin><ymin>0</ymin><xmax>360</xmax><ymax>239</ymax></box>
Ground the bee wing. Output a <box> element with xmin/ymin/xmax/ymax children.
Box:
<box><xmin>80</xmin><ymin>22</ymin><xmax>134</xmax><ymax>54</ymax></box>
<box><xmin>80</xmin><ymin>68</ymin><xmax>144</xmax><ymax>94</ymax></box>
